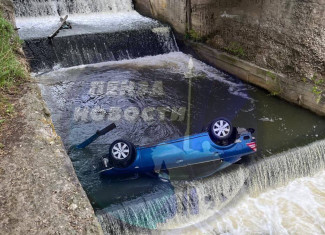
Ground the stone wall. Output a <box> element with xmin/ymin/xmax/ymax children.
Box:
<box><xmin>134</xmin><ymin>0</ymin><xmax>324</xmax><ymax>90</ymax></box>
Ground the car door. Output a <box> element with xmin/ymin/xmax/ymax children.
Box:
<box><xmin>140</xmin><ymin>140</ymin><xmax>186</xmax><ymax>172</ymax></box>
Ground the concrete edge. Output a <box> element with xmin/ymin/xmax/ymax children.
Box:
<box><xmin>184</xmin><ymin>41</ymin><xmax>325</xmax><ymax>116</ymax></box>
<box><xmin>0</xmin><ymin>0</ymin><xmax>104</xmax><ymax>232</ymax></box>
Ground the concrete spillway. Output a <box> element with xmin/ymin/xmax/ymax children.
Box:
<box><xmin>15</xmin><ymin>0</ymin><xmax>325</xmax><ymax>234</ymax></box>
<box><xmin>14</xmin><ymin>0</ymin><xmax>133</xmax><ymax>17</ymax></box>
<box><xmin>15</xmin><ymin>2</ymin><xmax>178</xmax><ymax>72</ymax></box>
<box><xmin>96</xmin><ymin>139</ymin><xmax>325</xmax><ymax>234</ymax></box>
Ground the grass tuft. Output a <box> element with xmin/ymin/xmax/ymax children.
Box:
<box><xmin>0</xmin><ymin>13</ymin><xmax>26</xmax><ymax>88</ymax></box>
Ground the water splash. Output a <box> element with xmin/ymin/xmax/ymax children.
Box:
<box><xmin>97</xmin><ymin>139</ymin><xmax>325</xmax><ymax>233</ymax></box>
<box><xmin>14</xmin><ymin>0</ymin><xmax>133</xmax><ymax>17</ymax></box>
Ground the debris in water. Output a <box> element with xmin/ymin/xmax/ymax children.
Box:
<box><xmin>259</xmin><ymin>117</ymin><xmax>275</xmax><ymax>122</ymax></box>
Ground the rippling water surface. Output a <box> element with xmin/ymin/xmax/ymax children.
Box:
<box><xmin>36</xmin><ymin>52</ymin><xmax>325</xmax><ymax>233</ymax></box>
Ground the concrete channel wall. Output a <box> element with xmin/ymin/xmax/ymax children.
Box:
<box><xmin>134</xmin><ymin>0</ymin><xmax>325</xmax><ymax>116</ymax></box>
<box><xmin>185</xmin><ymin>41</ymin><xmax>325</xmax><ymax>116</ymax></box>
<box><xmin>0</xmin><ymin>1</ymin><xmax>103</xmax><ymax>234</ymax></box>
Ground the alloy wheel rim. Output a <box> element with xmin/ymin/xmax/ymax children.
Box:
<box><xmin>112</xmin><ymin>142</ymin><xmax>130</xmax><ymax>160</ymax></box>
<box><xmin>213</xmin><ymin>120</ymin><xmax>231</xmax><ymax>137</ymax></box>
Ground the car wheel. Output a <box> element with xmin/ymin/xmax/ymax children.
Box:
<box><xmin>209</xmin><ymin>117</ymin><xmax>233</xmax><ymax>141</ymax></box>
<box><xmin>109</xmin><ymin>140</ymin><xmax>135</xmax><ymax>168</ymax></box>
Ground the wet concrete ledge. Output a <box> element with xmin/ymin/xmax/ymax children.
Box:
<box><xmin>182</xmin><ymin>41</ymin><xmax>325</xmax><ymax>117</ymax></box>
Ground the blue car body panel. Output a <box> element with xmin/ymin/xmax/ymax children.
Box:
<box><xmin>100</xmin><ymin>129</ymin><xmax>256</xmax><ymax>178</ymax></box>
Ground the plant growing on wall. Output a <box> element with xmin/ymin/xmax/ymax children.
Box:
<box><xmin>311</xmin><ymin>75</ymin><xmax>324</xmax><ymax>104</ymax></box>
<box><xmin>225</xmin><ymin>42</ymin><xmax>245</xmax><ymax>58</ymax></box>
<box><xmin>265</xmin><ymin>71</ymin><xmax>283</xmax><ymax>96</ymax></box>
<box><xmin>301</xmin><ymin>74</ymin><xmax>325</xmax><ymax>104</ymax></box>
<box><xmin>185</xmin><ymin>29</ymin><xmax>204</xmax><ymax>42</ymax></box>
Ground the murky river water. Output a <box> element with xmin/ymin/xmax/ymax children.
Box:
<box><xmin>16</xmin><ymin>0</ymin><xmax>325</xmax><ymax>232</ymax></box>
<box><xmin>35</xmin><ymin>52</ymin><xmax>325</xmax><ymax>233</ymax></box>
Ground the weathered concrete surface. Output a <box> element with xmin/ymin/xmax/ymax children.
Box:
<box><xmin>185</xmin><ymin>41</ymin><xmax>325</xmax><ymax>116</ymax></box>
<box><xmin>0</xmin><ymin>0</ymin><xmax>103</xmax><ymax>234</ymax></box>
<box><xmin>0</xmin><ymin>85</ymin><xmax>104</xmax><ymax>234</ymax></box>
<box><xmin>135</xmin><ymin>0</ymin><xmax>324</xmax><ymax>81</ymax></box>
<box><xmin>193</xmin><ymin>0</ymin><xmax>325</xmax><ymax>82</ymax></box>
<box><xmin>134</xmin><ymin>0</ymin><xmax>325</xmax><ymax>115</ymax></box>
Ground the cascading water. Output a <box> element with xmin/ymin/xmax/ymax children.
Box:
<box><xmin>15</xmin><ymin>0</ymin><xmax>325</xmax><ymax>234</ymax></box>
<box><xmin>97</xmin><ymin>139</ymin><xmax>325</xmax><ymax>234</ymax></box>
<box><xmin>34</xmin><ymin>52</ymin><xmax>325</xmax><ymax>234</ymax></box>
<box><xmin>14</xmin><ymin>0</ymin><xmax>178</xmax><ymax>72</ymax></box>
<box><xmin>13</xmin><ymin>0</ymin><xmax>133</xmax><ymax>17</ymax></box>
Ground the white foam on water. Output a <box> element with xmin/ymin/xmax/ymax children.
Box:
<box><xmin>16</xmin><ymin>11</ymin><xmax>161</xmax><ymax>39</ymax></box>
<box><xmin>259</xmin><ymin>117</ymin><xmax>275</xmax><ymax>122</ymax></box>
<box><xmin>97</xmin><ymin>136</ymin><xmax>325</xmax><ymax>234</ymax></box>
<box><xmin>37</xmin><ymin>52</ymin><xmax>253</xmax><ymax>101</ymax></box>
<box><xmin>14</xmin><ymin>0</ymin><xmax>133</xmax><ymax>17</ymax></box>
<box><xmin>156</xmin><ymin>139</ymin><xmax>325</xmax><ymax>233</ymax></box>
<box><xmin>179</xmin><ymin>170</ymin><xmax>325</xmax><ymax>235</ymax></box>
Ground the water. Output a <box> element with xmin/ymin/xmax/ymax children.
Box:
<box><xmin>15</xmin><ymin>0</ymin><xmax>178</xmax><ymax>72</ymax></box>
<box><xmin>17</xmin><ymin>12</ymin><xmax>163</xmax><ymax>40</ymax></box>
<box><xmin>96</xmin><ymin>140</ymin><xmax>325</xmax><ymax>234</ymax></box>
<box><xmin>13</xmin><ymin>0</ymin><xmax>133</xmax><ymax>17</ymax></box>
<box><xmin>16</xmin><ymin>0</ymin><xmax>325</xmax><ymax>233</ymax></box>
<box><xmin>35</xmin><ymin>52</ymin><xmax>325</xmax><ymax>233</ymax></box>
<box><xmin>16</xmin><ymin>12</ymin><xmax>178</xmax><ymax>71</ymax></box>
<box><xmin>170</xmin><ymin>171</ymin><xmax>325</xmax><ymax>234</ymax></box>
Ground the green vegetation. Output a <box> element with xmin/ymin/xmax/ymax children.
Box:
<box><xmin>301</xmin><ymin>77</ymin><xmax>308</xmax><ymax>83</ymax></box>
<box><xmin>268</xmin><ymin>91</ymin><xmax>280</xmax><ymax>96</ymax></box>
<box><xmin>310</xmin><ymin>74</ymin><xmax>324</xmax><ymax>104</ymax></box>
<box><xmin>225</xmin><ymin>42</ymin><xmax>245</xmax><ymax>58</ymax></box>
<box><xmin>0</xmin><ymin>13</ymin><xmax>27</xmax><ymax>133</ymax></box>
<box><xmin>265</xmin><ymin>70</ymin><xmax>282</xmax><ymax>96</ymax></box>
<box><xmin>266</xmin><ymin>71</ymin><xmax>277</xmax><ymax>80</ymax></box>
<box><xmin>301</xmin><ymin>74</ymin><xmax>324</xmax><ymax>104</ymax></box>
<box><xmin>185</xmin><ymin>29</ymin><xmax>205</xmax><ymax>42</ymax></box>
<box><xmin>0</xmin><ymin>13</ymin><xmax>26</xmax><ymax>88</ymax></box>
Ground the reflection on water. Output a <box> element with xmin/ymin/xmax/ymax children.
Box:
<box><xmin>36</xmin><ymin>52</ymin><xmax>325</xmax><ymax>232</ymax></box>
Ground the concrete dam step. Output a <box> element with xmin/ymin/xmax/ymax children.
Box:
<box><xmin>14</xmin><ymin>0</ymin><xmax>133</xmax><ymax>17</ymax></box>
<box><xmin>21</xmin><ymin>18</ymin><xmax>178</xmax><ymax>72</ymax></box>
<box><xmin>15</xmin><ymin>2</ymin><xmax>179</xmax><ymax>72</ymax></box>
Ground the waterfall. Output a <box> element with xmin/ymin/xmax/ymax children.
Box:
<box><xmin>13</xmin><ymin>0</ymin><xmax>133</xmax><ymax>17</ymax></box>
<box><xmin>23</xmin><ymin>25</ymin><xmax>179</xmax><ymax>72</ymax></box>
<box><xmin>15</xmin><ymin>0</ymin><xmax>179</xmax><ymax>72</ymax></box>
<box><xmin>97</xmin><ymin>139</ymin><xmax>325</xmax><ymax>233</ymax></box>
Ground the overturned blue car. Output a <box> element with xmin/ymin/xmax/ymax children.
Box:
<box><xmin>99</xmin><ymin>118</ymin><xmax>256</xmax><ymax>180</ymax></box>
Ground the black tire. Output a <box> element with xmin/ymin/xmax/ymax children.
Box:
<box><xmin>109</xmin><ymin>140</ymin><xmax>136</xmax><ymax>168</ymax></box>
<box><xmin>209</xmin><ymin>117</ymin><xmax>233</xmax><ymax>141</ymax></box>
